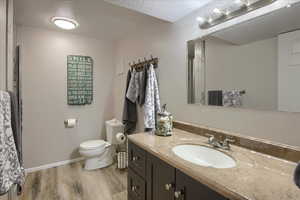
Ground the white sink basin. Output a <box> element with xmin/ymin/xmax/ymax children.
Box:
<box><xmin>172</xmin><ymin>144</ymin><xmax>236</xmax><ymax>169</ymax></box>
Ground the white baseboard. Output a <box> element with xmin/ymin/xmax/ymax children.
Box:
<box><xmin>25</xmin><ymin>157</ymin><xmax>85</xmax><ymax>173</ymax></box>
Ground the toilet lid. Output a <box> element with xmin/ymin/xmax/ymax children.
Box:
<box><xmin>80</xmin><ymin>140</ymin><xmax>107</xmax><ymax>150</ymax></box>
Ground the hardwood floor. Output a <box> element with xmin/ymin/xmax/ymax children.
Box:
<box><xmin>0</xmin><ymin>195</ymin><xmax>8</xmax><ymax>200</ymax></box>
<box><xmin>20</xmin><ymin>162</ymin><xmax>127</xmax><ymax>200</ymax></box>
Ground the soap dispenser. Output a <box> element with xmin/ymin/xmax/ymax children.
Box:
<box><xmin>155</xmin><ymin>104</ymin><xmax>173</xmax><ymax>136</ymax></box>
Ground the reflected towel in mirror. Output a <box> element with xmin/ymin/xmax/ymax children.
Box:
<box><xmin>223</xmin><ymin>90</ymin><xmax>242</xmax><ymax>107</ymax></box>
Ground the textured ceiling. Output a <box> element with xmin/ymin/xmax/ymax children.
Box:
<box><xmin>14</xmin><ymin>0</ymin><xmax>169</xmax><ymax>41</ymax></box>
<box><xmin>103</xmin><ymin>0</ymin><xmax>214</xmax><ymax>22</ymax></box>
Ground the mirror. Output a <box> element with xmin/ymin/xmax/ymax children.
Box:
<box><xmin>188</xmin><ymin>2</ymin><xmax>300</xmax><ymax>112</ymax></box>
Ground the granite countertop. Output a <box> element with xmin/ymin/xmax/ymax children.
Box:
<box><xmin>128</xmin><ymin>129</ymin><xmax>300</xmax><ymax>200</ymax></box>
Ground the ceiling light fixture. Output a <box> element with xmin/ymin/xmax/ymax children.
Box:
<box><xmin>51</xmin><ymin>17</ymin><xmax>79</xmax><ymax>30</ymax></box>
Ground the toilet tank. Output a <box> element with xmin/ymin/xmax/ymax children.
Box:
<box><xmin>105</xmin><ymin>119</ymin><xmax>124</xmax><ymax>144</ymax></box>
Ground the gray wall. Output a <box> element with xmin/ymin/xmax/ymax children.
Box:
<box><xmin>18</xmin><ymin>26</ymin><xmax>116</xmax><ymax>168</ymax></box>
<box><xmin>113</xmin><ymin>9</ymin><xmax>300</xmax><ymax>147</ymax></box>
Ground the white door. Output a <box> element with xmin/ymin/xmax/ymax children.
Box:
<box><xmin>278</xmin><ymin>30</ymin><xmax>300</xmax><ymax>112</ymax></box>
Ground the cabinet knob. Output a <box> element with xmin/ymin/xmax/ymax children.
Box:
<box><xmin>165</xmin><ymin>183</ymin><xmax>173</xmax><ymax>191</ymax></box>
<box><xmin>132</xmin><ymin>156</ymin><xmax>139</xmax><ymax>161</ymax></box>
<box><xmin>131</xmin><ymin>185</ymin><xmax>138</xmax><ymax>192</ymax></box>
<box><xmin>174</xmin><ymin>190</ymin><xmax>184</xmax><ymax>199</ymax></box>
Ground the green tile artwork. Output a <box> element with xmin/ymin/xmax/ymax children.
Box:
<box><xmin>67</xmin><ymin>55</ymin><xmax>93</xmax><ymax>105</ymax></box>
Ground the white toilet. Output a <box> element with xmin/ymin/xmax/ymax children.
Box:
<box><xmin>79</xmin><ymin>119</ymin><xmax>124</xmax><ymax>170</ymax></box>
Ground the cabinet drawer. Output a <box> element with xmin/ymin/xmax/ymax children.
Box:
<box><xmin>128</xmin><ymin>168</ymin><xmax>146</xmax><ymax>200</ymax></box>
<box><xmin>128</xmin><ymin>141</ymin><xmax>146</xmax><ymax>178</ymax></box>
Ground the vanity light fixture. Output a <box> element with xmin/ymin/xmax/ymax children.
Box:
<box><xmin>225</xmin><ymin>9</ymin><xmax>231</xmax><ymax>16</ymax></box>
<box><xmin>213</xmin><ymin>8</ymin><xmax>222</xmax><ymax>15</ymax></box>
<box><xmin>51</xmin><ymin>17</ymin><xmax>79</xmax><ymax>30</ymax></box>
<box><xmin>245</xmin><ymin>0</ymin><xmax>252</xmax><ymax>7</ymax></box>
<box><xmin>196</xmin><ymin>17</ymin><xmax>205</xmax><ymax>22</ymax></box>
<box><xmin>213</xmin><ymin>8</ymin><xmax>231</xmax><ymax>16</ymax></box>
<box><xmin>198</xmin><ymin>0</ymin><xmax>278</xmax><ymax>29</ymax></box>
<box><xmin>234</xmin><ymin>0</ymin><xmax>243</xmax><ymax>5</ymax></box>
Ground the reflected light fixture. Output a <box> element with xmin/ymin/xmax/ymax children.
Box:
<box><xmin>51</xmin><ymin>16</ymin><xmax>79</xmax><ymax>30</ymax></box>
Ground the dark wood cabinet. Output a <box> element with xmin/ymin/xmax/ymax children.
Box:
<box><xmin>146</xmin><ymin>153</ymin><xmax>175</xmax><ymax>200</ymax></box>
<box><xmin>128</xmin><ymin>168</ymin><xmax>146</xmax><ymax>200</ymax></box>
<box><xmin>175</xmin><ymin>170</ymin><xmax>227</xmax><ymax>200</ymax></box>
<box><xmin>128</xmin><ymin>141</ymin><xmax>228</xmax><ymax>200</ymax></box>
<box><xmin>128</xmin><ymin>141</ymin><xmax>147</xmax><ymax>178</ymax></box>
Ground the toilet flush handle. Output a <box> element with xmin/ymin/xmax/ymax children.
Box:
<box><xmin>105</xmin><ymin>142</ymin><xmax>111</xmax><ymax>148</ymax></box>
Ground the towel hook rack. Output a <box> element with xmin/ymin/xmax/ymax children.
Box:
<box><xmin>129</xmin><ymin>55</ymin><xmax>159</xmax><ymax>71</ymax></box>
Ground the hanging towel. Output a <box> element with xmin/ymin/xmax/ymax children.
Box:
<box><xmin>208</xmin><ymin>90</ymin><xmax>223</xmax><ymax>106</ymax></box>
<box><xmin>8</xmin><ymin>91</ymin><xmax>22</xmax><ymax>164</ymax></box>
<box><xmin>0</xmin><ymin>91</ymin><xmax>25</xmax><ymax>195</ymax></box>
<box><xmin>126</xmin><ymin>66</ymin><xmax>148</xmax><ymax>106</ymax></box>
<box><xmin>126</xmin><ymin>69</ymin><xmax>139</xmax><ymax>103</ymax></box>
<box><xmin>144</xmin><ymin>64</ymin><xmax>161</xmax><ymax>129</ymax></box>
<box><xmin>223</xmin><ymin>90</ymin><xmax>242</xmax><ymax>107</ymax></box>
<box><xmin>138</xmin><ymin>66</ymin><xmax>148</xmax><ymax>105</ymax></box>
<box><xmin>122</xmin><ymin>70</ymin><xmax>137</xmax><ymax>134</ymax></box>
<box><xmin>294</xmin><ymin>162</ymin><xmax>300</xmax><ymax>188</ymax></box>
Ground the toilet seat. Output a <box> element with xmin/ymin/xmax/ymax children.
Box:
<box><xmin>80</xmin><ymin>140</ymin><xmax>107</xmax><ymax>151</ymax></box>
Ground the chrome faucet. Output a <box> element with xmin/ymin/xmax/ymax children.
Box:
<box><xmin>221</xmin><ymin>137</ymin><xmax>235</xmax><ymax>150</ymax></box>
<box><xmin>206</xmin><ymin>134</ymin><xmax>223</xmax><ymax>148</ymax></box>
<box><xmin>205</xmin><ymin>134</ymin><xmax>235</xmax><ymax>150</ymax></box>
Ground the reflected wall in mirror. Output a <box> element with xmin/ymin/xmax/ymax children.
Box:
<box><xmin>187</xmin><ymin>2</ymin><xmax>300</xmax><ymax>112</ymax></box>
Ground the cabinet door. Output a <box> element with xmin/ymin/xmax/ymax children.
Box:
<box><xmin>128</xmin><ymin>141</ymin><xmax>147</xmax><ymax>178</ymax></box>
<box><xmin>147</xmin><ymin>153</ymin><xmax>175</xmax><ymax>200</ymax></box>
<box><xmin>128</xmin><ymin>168</ymin><xmax>146</xmax><ymax>200</ymax></box>
<box><xmin>175</xmin><ymin>170</ymin><xmax>227</xmax><ymax>200</ymax></box>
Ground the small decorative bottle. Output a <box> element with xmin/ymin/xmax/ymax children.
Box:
<box><xmin>155</xmin><ymin>104</ymin><xmax>173</xmax><ymax>136</ymax></box>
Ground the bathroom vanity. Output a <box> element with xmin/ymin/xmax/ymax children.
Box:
<box><xmin>128</xmin><ymin>140</ymin><xmax>228</xmax><ymax>200</ymax></box>
<box><xmin>127</xmin><ymin>126</ymin><xmax>300</xmax><ymax>200</ymax></box>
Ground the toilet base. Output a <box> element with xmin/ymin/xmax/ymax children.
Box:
<box><xmin>84</xmin><ymin>155</ymin><xmax>113</xmax><ymax>170</ymax></box>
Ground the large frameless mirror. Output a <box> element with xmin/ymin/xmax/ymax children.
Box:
<box><xmin>187</xmin><ymin>2</ymin><xmax>300</xmax><ymax>112</ymax></box>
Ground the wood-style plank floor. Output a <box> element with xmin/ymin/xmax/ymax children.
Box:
<box><xmin>20</xmin><ymin>162</ymin><xmax>127</xmax><ymax>200</ymax></box>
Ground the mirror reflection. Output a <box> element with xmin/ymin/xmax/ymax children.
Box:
<box><xmin>188</xmin><ymin>3</ymin><xmax>300</xmax><ymax>112</ymax></box>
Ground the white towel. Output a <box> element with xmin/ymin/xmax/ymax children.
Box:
<box><xmin>0</xmin><ymin>91</ymin><xmax>25</xmax><ymax>195</ymax></box>
<box><xmin>144</xmin><ymin>64</ymin><xmax>161</xmax><ymax>129</ymax></box>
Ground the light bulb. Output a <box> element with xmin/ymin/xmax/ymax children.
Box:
<box><xmin>51</xmin><ymin>17</ymin><xmax>79</xmax><ymax>30</ymax></box>
<box><xmin>213</xmin><ymin>8</ymin><xmax>222</xmax><ymax>14</ymax></box>
<box><xmin>196</xmin><ymin>17</ymin><xmax>205</xmax><ymax>22</ymax></box>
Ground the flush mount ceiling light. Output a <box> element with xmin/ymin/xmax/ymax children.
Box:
<box><xmin>198</xmin><ymin>0</ymin><xmax>278</xmax><ymax>29</ymax></box>
<box><xmin>51</xmin><ymin>17</ymin><xmax>79</xmax><ymax>30</ymax></box>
